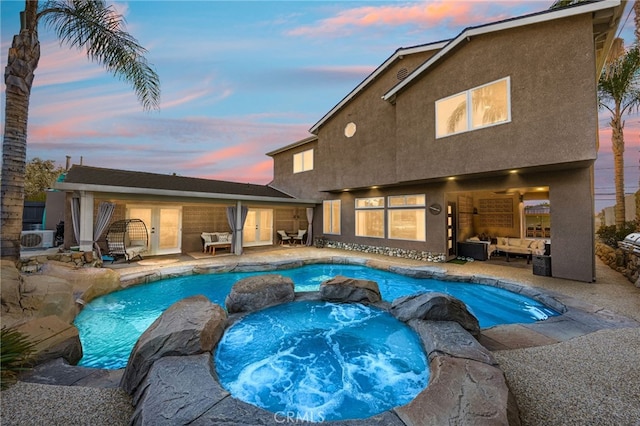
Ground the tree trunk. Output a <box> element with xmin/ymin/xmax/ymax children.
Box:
<box><xmin>1</xmin><ymin>2</ymin><xmax>40</xmax><ymax>259</ymax></box>
<box><xmin>610</xmin><ymin>112</ymin><xmax>626</xmax><ymax>228</ymax></box>
<box><xmin>635</xmin><ymin>0</ymin><xmax>640</xmax><ymax>44</ymax></box>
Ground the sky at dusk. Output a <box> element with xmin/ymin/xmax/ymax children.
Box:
<box><xmin>1</xmin><ymin>0</ymin><xmax>638</xmax><ymax>212</ymax></box>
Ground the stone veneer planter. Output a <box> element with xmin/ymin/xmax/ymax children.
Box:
<box><xmin>321</xmin><ymin>239</ymin><xmax>447</xmax><ymax>263</ymax></box>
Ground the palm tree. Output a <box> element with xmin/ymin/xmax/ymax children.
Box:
<box><xmin>598</xmin><ymin>45</ymin><xmax>640</xmax><ymax>228</ymax></box>
<box><xmin>1</xmin><ymin>0</ymin><xmax>160</xmax><ymax>260</ymax></box>
<box><xmin>635</xmin><ymin>1</ymin><xmax>640</xmax><ymax>44</ymax></box>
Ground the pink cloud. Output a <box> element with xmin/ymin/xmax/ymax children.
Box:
<box><xmin>183</xmin><ymin>144</ymin><xmax>253</xmax><ymax>169</ymax></box>
<box><xmin>288</xmin><ymin>1</ymin><xmax>478</xmax><ymax>37</ymax></box>
<box><xmin>204</xmin><ymin>160</ymin><xmax>274</xmax><ymax>184</ymax></box>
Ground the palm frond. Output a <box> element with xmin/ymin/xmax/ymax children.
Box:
<box><xmin>598</xmin><ymin>45</ymin><xmax>640</xmax><ymax>115</ymax></box>
<box><xmin>1</xmin><ymin>326</ymin><xmax>36</xmax><ymax>390</ymax></box>
<box><xmin>39</xmin><ymin>0</ymin><xmax>160</xmax><ymax>111</ymax></box>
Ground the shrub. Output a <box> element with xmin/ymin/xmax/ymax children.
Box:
<box><xmin>596</xmin><ymin>220</ymin><xmax>639</xmax><ymax>249</ymax></box>
<box><xmin>0</xmin><ymin>326</ymin><xmax>36</xmax><ymax>390</ymax></box>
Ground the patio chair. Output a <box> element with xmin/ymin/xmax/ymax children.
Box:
<box><xmin>292</xmin><ymin>229</ymin><xmax>306</xmax><ymax>245</ymax></box>
<box><xmin>105</xmin><ymin>219</ymin><xmax>148</xmax><ymax>262</ymax></box>
<box><xmin>277</xmin><ymin>230</ymin><xmax>292</xmax><ymax>245</ymax></box>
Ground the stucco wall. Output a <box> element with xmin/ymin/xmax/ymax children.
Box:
<box><xmin>314</xmin><ymin>50</ymin><xmax>438</xmax><ymax>191</ymax></box>
<box><xmin>394</xmin><ymin>14</ymin><xmax>597</xmax><ymax>183</ymax></box>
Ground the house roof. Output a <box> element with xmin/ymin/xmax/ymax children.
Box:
<box><xmin>266</xmin><ymin>135</ymin><xmax>318</xmax><ymax>156</ymax></box>
<box><xmin>383</xmin><ymin>0</ymin><xmax>624</xmax><ymax>102</ymax></box>
<box><xmin>306</xmin><ymin>0</ymin><xmax>623</xmax><ymax>134</ymax></box>
<box><xmin>54</xmin><ymin>165</ymin><xmax>318</xmax><ymax>204</ymax></box>
<box><xmin>308</xmin><ymin>40</ymin><xmax>449</xmax><ymax>134</ymax></box>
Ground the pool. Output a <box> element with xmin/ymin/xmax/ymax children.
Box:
<box><xmin>74</xmin><ymin>263</ymin><xmax>559</xmax><ymax>369</ymax></box>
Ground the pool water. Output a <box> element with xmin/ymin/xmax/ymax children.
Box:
<box><xmin>74</xmin><ymin>263</ymin><xmax>559</xmax><ymax>369</ymax></box>
<box><xmin>214</xmin><ymin>301</ymin><xmax>428</xmax><ymax>421</ymax></box>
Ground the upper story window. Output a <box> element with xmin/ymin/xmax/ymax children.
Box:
<box><xmin>436</xmin><ymin>77</ymin><xmax>511</xmax><ymax>138</ymax></box>
<box><xmin>293</xmin><ymin>149</ymin><xmax>314</xmax><ymax>173</ymax></box>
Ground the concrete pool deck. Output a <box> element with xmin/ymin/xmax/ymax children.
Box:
<box><xmin>2</xmin><ymin>246</ymin><xmax>640</xmax><ymax>425</ymax></box>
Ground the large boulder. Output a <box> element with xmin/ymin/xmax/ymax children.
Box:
<box><xmin>40</xmin><ymin>261</ymin><xmax>122</xmax><ymax>303</ymax></box>
<box><xmin>19</xmin><ymin>274</ymin><xmax>77</xmax><ymax>324</ymax></box>
<box><xmin>131</xmin><ymin>353</ymin><xmax>228</xmax><ymax>426</ymax></box>
<box><xmin>225</xmin><ymin>274</ymin><xmax>294</xmax><ymax>313</ymax></box>
<box><xmin>1</xmin><ymin>260</ymin><xmax>22</xmax><ymax>322</ymax></box>
<box><xmin>320</xmin><ymin>275</ymin><xmax>381</xmax><ymax>303</ymax></box>
<box><xmin>14</xmin><ymin>315</ymin><xmax>83</xmax><ymax>365</ymax></box>
<box><xmin>1</xmin><ymin>264</ymin><xmax>76</xmax><ymax>328</ymax></box>
<box><xmin>394</xmin><ymin>355</ymin><xmax>519</xmax><ymax>426</ymax></box>
<box><xmin>390</xmin><ymin>292</ymin><xmax>480</xmax><ymax>337</ymax></box>
<box><xmin>120</xmin><ymin>295</ymin><xmax>227</xmax><ymax>395</ymax></box>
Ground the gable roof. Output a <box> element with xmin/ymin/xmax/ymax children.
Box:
<box><xmin>54</xmin><ymin>165</ymin><xmax>318</xmax><ymax>204</ymax></box>
<box><xmin>309</xmin><ymin>40</ymin><xmax>448</xmax><ymax>134</ymax></box>
<box><xmin>383</xmin><ymin>0</ymin><xmax>623</xmax><ymax>102</ymax></box>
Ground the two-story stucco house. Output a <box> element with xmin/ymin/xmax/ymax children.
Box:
<box><xmin>53</xmin><ymin>1</ymin><xmax>623</xmax><ymax>282</ymax></box>
<box><xmin>267</xmin><ymin>1</ymin><xmax>625</xmax><ymax>282</ymax></box>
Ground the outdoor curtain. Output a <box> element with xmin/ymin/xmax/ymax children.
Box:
<box><xmin>226</xmin><ymin>205</ymin><xmax>249</xmax><ymax>255</ymax></box>
<box><xmin>70</xmin><ymin>197</ymin><xmax>80</xmax><ymax>246</ymax></box>
<box><xmin>306</xmin><ymin>207</ymin><xmax>314</xmax><ymax>246</ymax></box>
<box><xmin>93</xmin><ymin>202</ymin><xmax>115</xmax><ymax>258</ymax></box>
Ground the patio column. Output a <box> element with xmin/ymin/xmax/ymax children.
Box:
<box><xmin>79</xmin><ymin>191</ymin><xmax>94</xmax><ymax>252</ymax></box>
<box><xmin>518</xmin><ymin>194</ymin><xmax>525</xmax><ymax>238</ymax></box>
<box><xmin>235</xmin><ymin>201</ymin><xmax>242</xmax><ymax>255</ymax></box>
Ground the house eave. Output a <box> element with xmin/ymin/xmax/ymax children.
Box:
<box><xmin>53</xmin><ymin>182</ymin><xmax>320</xmax><ymax>205</ymax></box>
<box><xmin>266</xmin><ymin>135</ymin><xmax>317</xmax><ymax>156</ymax></box>
<box><xmin>383</xmin><ymin>0</ymin><xmax>623</xmax><ymax>101</ymax></box>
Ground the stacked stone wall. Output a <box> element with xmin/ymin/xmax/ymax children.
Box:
<box><xmin>17</xmin><ymin>251</ymin><xmax>102</xmax><ymax>273</ymax></box>
<box><xmin>595</xmin><ymin>242</ymin><xmax>640</xmax><ymax>287</ymax></box>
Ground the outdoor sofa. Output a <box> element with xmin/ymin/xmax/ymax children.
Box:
<box><xmin>201</xmin><ymin>232</ymin><xmax>232</xmax><ymax>255</ymax></box>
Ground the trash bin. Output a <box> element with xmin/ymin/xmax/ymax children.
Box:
<box><xmin>533</xmin><ymin>255</ymin><xmax>552</xmax><ymax>276</ymax></box>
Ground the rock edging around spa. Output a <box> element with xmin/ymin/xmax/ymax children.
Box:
<box><xmin>124</xmin><ymin>274</ymin><xmax>520</xmax><ymax>425</ymax></box>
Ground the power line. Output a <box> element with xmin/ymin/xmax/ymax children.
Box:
<box><xmin>616</xmin><ymin>2</ymin><xmax>634</xmax><ymax>39</ymax></box>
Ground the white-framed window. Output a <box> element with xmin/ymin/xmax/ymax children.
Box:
<box><xmin>436</xmin><ymin>77</ymin><xmax>511</xmax><ymax>138</ymax></box>
<box><xmin>355</xmin><ymin>197</ymin><xmax>384</xmax><ymax>208</ymax></box>
<box><xmin>293</xmin><ymin>149</ymin><xmax>314</xmax><ymax>173</ymax></box>
<box><xmin>323</xmin><ymin>200</ymin><xmax>341</xmax><ymax>235</ymax></box>
<box><xmin>388</xmin><ymin>194</ymin><xmax>425</xmax><ymax>207</ymax></box>
<box><xmin>388</xmin><ymin>194</ymin><xmax>425</xmax><ymax>241</ymax></box>
<box><xmin>355</xmin><ymin>197</ymin><xmax>385</xmax><ymax>238</ymax></box>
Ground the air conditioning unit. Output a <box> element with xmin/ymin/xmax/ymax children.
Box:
<box><xmin>21</xmin><ymin>230</ymin><xmax>55</xmax><ymax>249</ymax></box>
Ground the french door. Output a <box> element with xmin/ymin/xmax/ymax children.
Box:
<box><xmin>244</xmin><ymin>209</ymin><xmax>273</xmax><ymax>247</ymax></box>
<box><xmin>127</xmin><ymin>205</ymin><xmax>182</xmax><ymax>255</ymax></box>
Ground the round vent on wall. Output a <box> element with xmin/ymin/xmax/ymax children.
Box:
<box><xmin>21</xmin><ymin>233</ymin><xmax>43</xmax><ymax>248</ymax></box>
<box><xmin>396</xmin><ymin>68</ymin><xmax>409</xmax><ymax>80</ymax></box>
<box><xmin>344</xmin><ymin>122</ymin><xmax>357</xmax><ymax>138</ymax></box>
